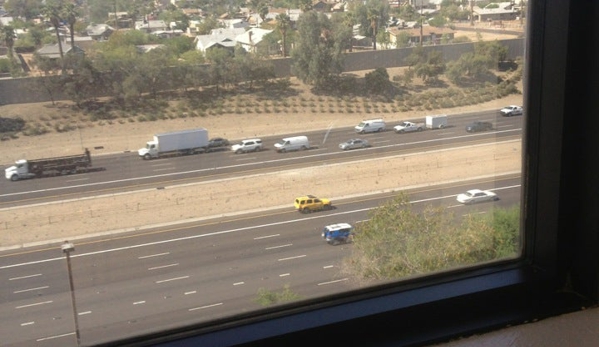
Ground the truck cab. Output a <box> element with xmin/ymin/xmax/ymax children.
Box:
<box><xmin>138</xmin><ymin>140</ymin><xmax>158</xmax><ymax>159</ymax></box>
<box><xmin>5</xmin><ymin>160</ymin><xmax>33</xmax><ymax>181</ymax></box>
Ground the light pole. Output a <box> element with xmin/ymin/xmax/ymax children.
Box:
<box><xmin>62</xmin><ymin>240</ymin><xmax>81</xmax><ymax>347</ymax></box>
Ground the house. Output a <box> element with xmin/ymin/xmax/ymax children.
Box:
<box><xmin>194</xmin><ymin>28</ymin><xmax>246</xmax><ymax>53</ymax></box>
<box><xmin>352</xmin><ymin>35</ymin><xmax>372</xmax><ymax>48</ymax></box>
<box><xmin>235</xmin><ymin>27</ymin><xmax>273</xmax><ymax>53</ymax></box>
<box><xmin>135</xmin><ymin>19</ymin><xmax>168</xmax><ymax>33</ymax></box>
<box><xmin>473</xmin><ymin>2</ymin><xmax>519</xmax><ymax>22</ymax></box>
<box><xmin>219</xmin><ymin>18</ymin><xmax>250</xmax><ymax>30</ymax></box>
<box><xmin>312</xmin><ymin>1</ymin><xmax>330</xmax><ymax>12</ymax></box>
<box><xmin>387</xmin><ymin>26</ymin><xmax>455</xmax><ymax>47</ymax></box>
<box><xmin>36</xmin><ymin>43</ymin><xmax>84</xmax><ymax>59</ymax></box>
<box><xmin>86</xmin><ymin>23</ymin><xmax>115</xmax><ymax>41</ymax></box>
<box><xmin>107</xmin><ymin>11</ymin><xmax>133</xmax><ymax>29</ymax></box>
<box><xmin>331</xmin><ymin>2</ymin><xmax>346</xmax><ymax>12</ymax></box>
<box><xmin>0</xmin><ymin>16</ymin><xmax>14</xmax><ymax>26</ymax></box>
<box><xmin>152</xmin><ymin>29</ymin><xmax>184</xmax><ymax>39</ymax></box>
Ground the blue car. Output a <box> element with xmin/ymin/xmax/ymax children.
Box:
<box><xmin>322</xmin><ymin>223</ymin><xmax>354</xmax><ymax>245</ymax></box>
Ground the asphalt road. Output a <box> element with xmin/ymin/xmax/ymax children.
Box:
<box><xmin>0</xmin><ymin>110</ymin><xmax>524</xmax><ymax>346</ymax></box>
<box><xmin>0</xmin><ymin>110</ymin><xmax>522</xmax><ymax>206</ymax></box>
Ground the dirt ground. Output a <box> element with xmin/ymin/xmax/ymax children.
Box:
<box><xmin>0</xmin><ymin>28</ymin><xmax>525</xmax><ymax>249</ymax></box>
<box><xmin>0</xmin><ymin>91</ymin><xmax>523</xmax><ymax>250</ymax></box>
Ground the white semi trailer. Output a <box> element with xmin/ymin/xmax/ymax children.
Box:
<box><xmin>138</xmin><ymin>128</ymin><xmax>209</xmax><ymax>160</ymax></box>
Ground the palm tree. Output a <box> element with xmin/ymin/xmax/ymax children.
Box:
<box><xmin>41</xmin><ymin>1</ymin><xmax>65</xmax><ymax>62</ymax></box>
<box><xmin>367</xmin><ymin>8</ymin><xmax>379</xmax><ymax>51</ymax></box>
<box><xmin>276</xmin><ymin>13</ymin><xmax>291</xmax><ymax>57</ymax></box>
<box><xmin>1</xmin><ymin>25</ymin><xmax>16</xmax><ymax>61</ymax></box>
<box><xmin>62</xmin><ymin>3</ymin><xmax>78</xmax><ymax>49</ymax></box>
<box><xmin>343</xmin><ymin>12</ymin><xmax>356</xmax><ymax>53</ymax></box>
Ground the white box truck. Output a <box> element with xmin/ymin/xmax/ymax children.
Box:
<box><xmin>274</xmin><ymin>135</ymin><xmax>310</xmax><ymax>152</ymax></box>
<box><xmin>138</xmin><ymin>128</ymin><xmax>209</xmax><ymax>160</ymax></box>
<box><xmin>355</xmin><ymin>119</ymin><xmax>386</xmax><ymax>133</ymax></box>
<box><xmin>426</xmin><ymin>115</ymin><xmax>448</xmax><ymax>129</ymax></box>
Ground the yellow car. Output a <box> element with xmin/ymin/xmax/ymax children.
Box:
<box><xmin>294</xmin><ymin>195</ymin><xmax>332</xmax><ymax>213</ymax></box>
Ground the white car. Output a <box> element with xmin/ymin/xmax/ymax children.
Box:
<box><xmin>456</xmin><ymin>189</ymin><xmax>499</xmax><ymax>204</ymax></box>
<box><xmin>231</xmin><ymin>139</ymin><xmax>263</xmax><ymax>154</ymax></box>
<box><xmin>499</xmin><ymin>105</ymin><xmax>523</xmax><ymax>117</ymax></box>
<box><xmin>339</xmin><ymin>138</ymin><xmax>370</xmax><ymax>150</ymax></box>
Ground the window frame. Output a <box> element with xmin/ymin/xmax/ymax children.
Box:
<box><xmin>95</xmin><ymin>1</ymin><xmax>599</xmax><ymax>346</ymax></box>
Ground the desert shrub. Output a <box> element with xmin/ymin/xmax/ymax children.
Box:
<box><xmin>23</xmin><ymin>123</ymin><xmax>49</xmax><ymax>136</ymax></box>
<box><xmin>0</xmin><ymin>117</ymin><xmax>26</xmax><ymax>133</ymax></box>
<box><xmin>54</xmin><ymin>123</ymin><xmax>77</xmax><ymax>133</ymax></box>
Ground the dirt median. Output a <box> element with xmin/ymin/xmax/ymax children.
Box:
<box><xmin>0</xmin><ymin>139</ymin><xmax>521</xmax><ymax>249</ymax></box>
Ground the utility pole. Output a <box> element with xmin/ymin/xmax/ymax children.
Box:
<box><xmin>62</xmin><ymin>241</ymin><xmax>81</xmax><ymax>347</ymax></box>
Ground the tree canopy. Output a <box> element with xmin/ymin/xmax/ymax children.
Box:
<box><xmin>291</xmin><ymin>11</ymin><xmax>344</xmax><ymax>87</ymax></box>
<box><xmin>341</xmin><ymin>193</ymin><xmax>519</xmax><ymax>282</ymax></box>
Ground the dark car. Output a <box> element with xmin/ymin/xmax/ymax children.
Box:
<box><xmin>465</xmin><ymin>121</ymin><xmax>493</xmax><ymax>133</ymax></box>
<box><xmin>206</xmin><ymin>137</ymin><xmax>230</xmax><ymax>152</ymax></box>
<box><xmin>208</xmin><ymin>137</ymin><xmax>229</xmax><ymax>147</ymax></box>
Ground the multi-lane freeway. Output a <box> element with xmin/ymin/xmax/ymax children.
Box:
<box><xmin>0</xmin><ymin>110</ymin><xmax>523</xmax><ymax>346</ymax></box>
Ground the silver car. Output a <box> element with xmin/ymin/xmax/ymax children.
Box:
<box><xmin>339</xmin><ymin>138</ymin><xmax>370</xmax><ymax>150</ymax></box>
<box><xmin>456</xmin><ymin>189</ymin><xmax>499</xmax><ymax>204</ymax></box>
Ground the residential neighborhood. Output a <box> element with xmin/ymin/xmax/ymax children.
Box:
<box><xmin>0</xmin><ymin>0</ymin><xmax>526</xmax><ymax>78</ymax></box>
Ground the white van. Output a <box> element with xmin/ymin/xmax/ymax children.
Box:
<box><xmin>355</xmin><ymin>119</ymin><xmax>385</xmax><ymax>133</ymax></box>
<box><xmin>274</xmin><ymin>136</ymin><xmax>310</xmax><ymax>153</ymax></box>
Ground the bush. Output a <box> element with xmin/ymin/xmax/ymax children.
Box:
<box><xmin>22</xmin><ymin>124</ymin><xmax>49</xmax><ymax>136</ymax></box>
<box><xmin>0</xmin><ymin>117</ymin><xmax>26</xmax><ymax>133</ymax></box>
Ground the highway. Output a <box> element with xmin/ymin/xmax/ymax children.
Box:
<box><xmin>0</xmin><ymin>109</ymin><xmax>521</xmax><ymax>206</ymax></box>
<box><xmin>0</xmin><ymin>110</ymin><xmax>523</xmax><ymax>346</ymax></box>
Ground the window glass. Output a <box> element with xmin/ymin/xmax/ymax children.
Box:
<box><xmin>0</xmin><ymin>1</ymin><xmax>527</xmax><ymax>346</ymax></box>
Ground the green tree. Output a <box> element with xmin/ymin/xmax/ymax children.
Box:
<box><xmin>29</xmin><ymin>53</ymin><xmax>62</xmax><ymax>105</ymax></box>
<box><xmin>291</xmin><ymin>11</ymin><xmax>343</xmax><ymax>87</ymax></box>
<box><xmin>1</xmin><ymin>25</ymin><xmax>16</xmax><ymax>61</ymax></box>
<box><xmin>159</xmin><ymin>8</ymin><xmax>190</xmax><ymax>31</ymax></box>
<box><xmin>234</xmin><ymin>49</ymin><xmax>275</xmax><ymax>90</ymax></box>
<box><xmin>196</xmin><ymin>16</ymin><xmax>222</xmax><ymax>35</ymax></box>
<box><xmin>164</xmin><ymin>36</ymin><xmax>195</xmax><ymax>56</ymax></box>
<box><xmin>342</xmin><ymin>11</ymin><xmax>356</xmax><ymax>52</ymax></box>
<box><xmin>4</xmin><ymin>0</ymin><xmax>43</xmax><ymax>20</ymax></box>
<box><xmin>62</xmin><ymin>54</ymin><xmax>101</xmax><ymax>108</ymax></box>
<box><xmin>205</xmin><ymin>47</ymin><xmax>234</xmax><ymax>94</ymax></box>
<box><xmin>428</xmin><ymin>15</ymin><xmax>447</xmax><ymax>28</ymax></box>
<box><xmin>414</xmin><ymin>50</ymin><xmax>445</xmax><ymax>84</ymax></box>
<box><xmin>364</xmin><ymin>67</ymin><xmax>391</xmax><ymax>94</ymax></box>
<box><xmin>341</xmin><ymin>194</ymin><xmax>519</xmax><ymax>282</ymax></box>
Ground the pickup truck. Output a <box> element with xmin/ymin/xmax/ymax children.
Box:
<box><xmin>394</xmin><ymin>121</ymin><xmax>424</xmax><ymax>133</ymax></box>
<box><xmin>499</xmin><ymin>105</ymin><xmax>523</xmax><ymax>117</ymax></box>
